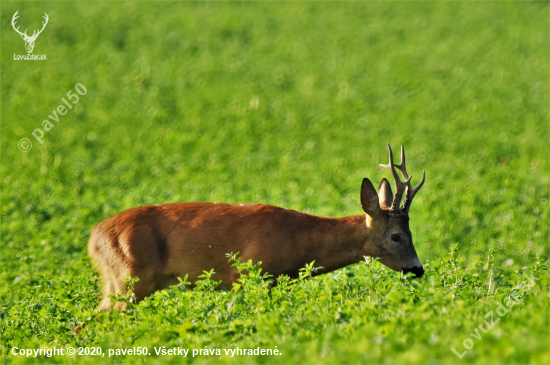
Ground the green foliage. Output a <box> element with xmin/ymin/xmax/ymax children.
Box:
<box><xmin>1</xmin><ymin>1</ymin><xmax>548</xmax><ymax>364</ymax></box>
<box><xmin>1</xmin><ymin>254</ymin><xmax>547</xmax><ymax>364</ymax></box>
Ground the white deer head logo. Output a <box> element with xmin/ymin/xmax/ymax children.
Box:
<box><xmin>11</xmin><ymin>11</ymin><xmax>49</xmax><ymax>54</ymax></box>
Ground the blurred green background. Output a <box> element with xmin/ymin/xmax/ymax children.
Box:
<box><xmin>1</xmin><ymin>1</ymin><xmax>548</xmax><ymax>364</ymax></box>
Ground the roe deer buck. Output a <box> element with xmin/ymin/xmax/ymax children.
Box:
<box><xmin>89</xmin><ymin>144</ymin><xmax>425</xmax><ymax>310</ymax></box>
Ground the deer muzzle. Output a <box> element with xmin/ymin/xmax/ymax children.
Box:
<box><xmin>402</xmin><ymin>265</ymin><xmax>424</xmax><ymax>278</ymax></box>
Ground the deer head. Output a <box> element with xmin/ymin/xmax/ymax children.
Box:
<box><xmin>11</xmin><ymin>11</ymin><xmax>49</xmax><ymax>54</ymax></box>
<box><xmin>361</xmin><ymin>144</ymin><xmax>426</xmax><ymax>277</ymax></box>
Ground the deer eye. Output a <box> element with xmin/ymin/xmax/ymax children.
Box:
<box><xmin>391</xmin><ymin>234</ymin><xmax>401</xmax><ymax>243</ymax></box>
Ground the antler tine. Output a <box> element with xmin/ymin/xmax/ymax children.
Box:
<box><xmin>402</xmin><ymin>171</ymin><xmax>425</xmax><ymax>214</ymax></box>
<box><xmin>379</xmin><ymin>144</ymin><xmax>411</xmax><ymax>212</ymax></box>
<box><xmin>394</xmin><ymin>145</ymin><xmax>413</xmax><ymax>210</ymax></box>
<box><xmin>394</xmin><ymin>145</ymin><xmax>410</xmax><ymax>180</ymax></box>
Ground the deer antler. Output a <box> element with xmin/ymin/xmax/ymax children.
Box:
<box><xmin>380</xmin><ymin>144</ymin><xmax>425</xmax><ymax>215</ymax></box>
<box><xmin>11</xmin><ymin>11</ymin><xmax>48</xmax><ymax>41</ymax></box>
<box><xmin>379</xmin><ymin>144</ymin><xmax>411</xmax><ymax>213</ymax></box>
<box><xmin>11</xmin><ymin>11</ymin><xmax>28</xmax><ymax>38</ymax></box>
<box><xmin>394</xmin><ymin>145</ymin><xmax>425</xmax><ymax>214</ymax></box>
<box><xmin>29</xmin><ymin>13</ymin><xmax>49</xmax><ymax>40</ymax></box>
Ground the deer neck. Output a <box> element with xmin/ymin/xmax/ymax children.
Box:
<box><xmin>301</xmin><ymin>214</ymin><xmax>371</xmax><ymax>274</ymax></box>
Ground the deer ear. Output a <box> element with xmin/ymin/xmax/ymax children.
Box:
<box><xmin>377</xmin><ymin>178</ymin><xmax>393</xmax><ymax>210</ymax></box>
<box><xmin>361</xmin><ymin>178</ymin><xmax>381</xmax><ymax>216</ymax></box>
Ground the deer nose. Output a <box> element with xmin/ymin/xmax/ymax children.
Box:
<box><xmin>403</xmin><ymin>266</ymin><xmax>424</xmax><ymax>278</ymax></box>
